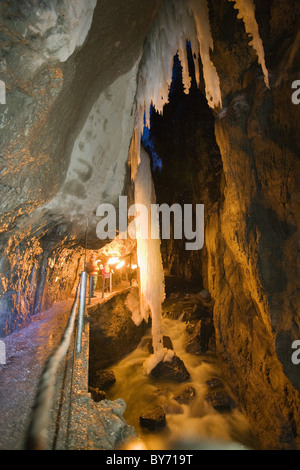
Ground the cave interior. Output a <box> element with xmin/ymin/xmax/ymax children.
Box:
<box><xmin>0</xmin><ymin>0</ymin><xmax>300</xmax><ymax>452</ymax></box>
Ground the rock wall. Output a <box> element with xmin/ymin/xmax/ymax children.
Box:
<box><xmin>0</xmin><ymin>0</ymin><xmax>300</xmax><ymax>451</ymax></box>
<box><xmin>88</xmin><ymin>287</ymin><xmax>149</xmax><ymax>372</ymax></box>
<box><xmin>0</xmin><ymin>0</ymin><xmax>162</xmax><ymax>335</ymax></box>
<box><xmin>205</xmin><ymin>0</ymin><xmax>300</xmax><ymax>449</ymax></box>
<box><xmin>149</xmin><ymin>0</ymin><xmax>300</xmax><ymax>450</ymax></box>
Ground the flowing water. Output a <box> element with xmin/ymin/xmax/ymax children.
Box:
<box><xmin>106</xmin><ymin>314</ymin><xmax>258</xmax><ymax>450</ymax></box>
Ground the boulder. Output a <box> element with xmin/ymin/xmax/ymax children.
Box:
<box><xmin>89</xmin><ymin>287</ymin><xmax>149</xmax><ymax>370</ymax></box>
<box><xmin>204</xmin><ymin>376</ymin><xmax>236</xmax><ymax>412</ymax></box>
<box><xmin>89</xmin><ymin>387</ymin><xmax>106</xmax><ymax>402</ymax></box>
<box><xmin>150</xmin><ymin>355</ymin><xmax>190</xmax><ymax>383</ymax></box>
<box><xmin>204</xmin><ymin>389</ymin><xmax>236</xmax><ymax>413</ymax></box>
<box><xmin>89</xmin><ymin>369</ymin><xmax>116</xmax><ymax>390</ymax></box>
<box><xmin>173</xmin><ymin>386</ymin><xmax>196</xmax><ymax>405</ymax></box>
<box><xmin>205</xmin><ymin>378</ymin><xmax>224</xmax><ymax>390</ymax></box>
<box><xmin>139</xmin><ymin>406</ymin><xmax>166</xmax><ymax>431</ymax></box>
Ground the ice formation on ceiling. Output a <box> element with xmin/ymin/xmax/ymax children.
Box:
<box><xmin>229</xmin><ymin>0</ymin><xmax>270</xmax><ymax>88</ymax></box>
<box><xmin>135</xmin><ymin>0</ymin><xmax>270</xmax><ymax>154</ymax></box>
<box><xmin>188</xmin><ymin>0</ymin><xmax>223</xmax><ymax>108</ymax></box>
<box><xmin>136</xmin><ymin>0</ymin><xmax>222</xmax><ymax>144</ymax></box>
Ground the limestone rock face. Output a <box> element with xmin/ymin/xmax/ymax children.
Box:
<box><xmin>0</xmin><ymin>0</ymin><xmax>300</xmax><ymax>452</ymax></box>
<box><xmin>0</xmin><ymin>0</ymin><xmax>162</xmax><ymax>335</ymax></box>
<box><xmin>149</xmin><ymin>0</ymin><xmax>300</xmax><ymax>450</ymax></box>
<box><xmin>205</xmin><ymin>0</ymin><xmax>300</xmax><ymax>450</ymax></box>
<box><xmin>186</xmin><ymin>318</ymin><xmax>214</xmax><ymax>355</ymax></box>
<box><xmin>88</xmin><ymin>287</ymin><xmax>149</xmax><ymax>370</ymax></box>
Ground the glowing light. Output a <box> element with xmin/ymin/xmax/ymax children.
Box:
<box><xmin>116</xmin><ymin>260</ymin><xmax>125</xmax><ymax>269</ymax></box>
<box><xmin>131</xmin><ymin>264</ymin><xmax>137</xmax><ymax>269</ymax></box>
<box><xmin>107</xmin><ymin>257</ymin><xmax>120</xmax><ymax>265</ymax></box>
<box><xmin>121</xmin><ymin>439</ymin><xmax>148</xmax><ymax>450</ymax></box>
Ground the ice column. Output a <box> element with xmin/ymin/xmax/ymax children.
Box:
<box><xmin>229</xmin><ymin>0</ymin><xmax>270</xmax><ymax>88</ymax></box>
<box><xmin>133</xmin><ymin>147</ymin><xmax>166</xmax><ymax>357</ymax></box>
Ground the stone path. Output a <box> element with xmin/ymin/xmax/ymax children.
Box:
<box><xmin>0</xmin><ymin>284</ymin><xmax>132</xmax><ymax>450</ymax></box>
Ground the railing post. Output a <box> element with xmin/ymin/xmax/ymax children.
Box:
<box><xmin>88</xmin><ymin>274</ymin><xmax>92</xmax><ymax>305</ymax></box>
<box><xmin>102</xmin><ymin>273</ymin><xmax>105</xmax><ymax>298</ymax></box>
<box><xmin>76</xmin><ymin>271</ymin><xmax>87</xmax><ymax>354</ymax></box>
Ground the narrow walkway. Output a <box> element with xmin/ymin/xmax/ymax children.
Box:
<box><xmin>0</xmin><ymin>281</ymin><xmax>131</xmax><ymax>450</ymax></box>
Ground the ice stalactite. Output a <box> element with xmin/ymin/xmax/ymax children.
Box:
<box><xmin>188</xmin><ymin>0</ymin><xmax>222</xmax><ymax>109</ymax></box>
<box><xmin>131</xmin><ymin>0</ymin><xmax>223</xmax><ymax>373</ymax></box>
<box><xmin>130</xmin><ymin>0</ymin><xmax>268</xmax><ymax>374</ymax></box>
<box><xmin>134</xmin><ymin>0</ymin><xmax>222</xmax><ymax>167</ymax></box>
<box><xmin>130</xmin><ymin>145</ymin><xmax>169</xmax><ymax>373</ymax></box>
<box><xmin>229</xmin><ymin>0</ymin><xmax>270</xmax><ymax>88</ymax></box>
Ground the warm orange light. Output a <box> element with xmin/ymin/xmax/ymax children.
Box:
<box><xmin>121</xmin><ymin>439</ymin><xmax>148</xmax><ymax>450</ymax></box>
<box><xmin>107</xmin><ymin>257</ymin><xmax>120</xmax><ymax>265</ymax></box>
<box><xmin>116</xmin><ymin>260</ymin><xmax>125</xmax><ymax>269</ymax></box>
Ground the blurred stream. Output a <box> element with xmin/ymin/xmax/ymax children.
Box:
<box><xmin>106</xmin><ymin>314</ymin><xmax>259</xmax><ymax>450</ymax></box>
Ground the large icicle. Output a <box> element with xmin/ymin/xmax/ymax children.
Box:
<box><xmin>229</xmin><ymin>0</ymin><xmax>270</xmax><ymax>88</ymax></box>
<box><xmin>188</xmin><ymin>0</ymin><xmax>222</xmax><ymax>109</ymax></box>
<box><xmin>135</xmin><ymin>0</ymin><xmax>222</xmax><ymax>166</ymax></box>
<box><xmin>136</xmin><ymin>0</ymin><xmax>198</xmax><ymax>132</ymax></box>
<box><xmin>130</xmin><ymin>141</ymin><xmax>167</xmax><ymax>372</ymax></box>
<box><xmin>132</xmin><ymin>0</ymin><xmax>223</xmax><ymax>373</ymax></box>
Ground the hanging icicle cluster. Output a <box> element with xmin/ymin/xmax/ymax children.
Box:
<box><xmin>135</xmin><ymin>0</ymin><xmax>269</xmax><ymax>149</ymax></box>
<box><xmin>131</xmin><ymin>0</ymin><xmax>270</xmax><ymax>373</ymax></box>
<box><xmin>229</xmin><ymin>0</ymin><xmax>270</xmax><ymax>88</ymax></box>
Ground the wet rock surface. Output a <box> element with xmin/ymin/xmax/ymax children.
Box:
<box><xmin>139</xmin><ymin>406</ymin><xmax>166</xmax><ymax>431</ymax></box>
<box><xmin>186</xmin><ymin>318</ymin><xmax>214</xmax><ymax>355</ymax></box>
<box><xmin>162</xmin><ymin>286</ymin><xmax>216</xmax><ymax>356</ymax></box>
<box><xmin>89</xmin><ymin>387</ymin><xmax>106</xmax><ymax>402</ymax></box>
<box><xmin>150</xmin><ymin>355</ymin><xmax>190</xmax><ymax>383</ymax></box>
<box><xmin>147</xmin><ymin>335</ymin><xmax>173</xmax><ymax>354</ymax></box>
<box><xmin>204</xmin><ymin>377</ymin><xmax>236</xmax><ymax>413</ymax></box>
<box><xmin>89</xmin><ymin>369</ymin><xmax>116</xmax><ymax>403</ymax></box>
<box><xmin>89</xmin><ymin>369</ymin><xmax>116</xmax><ymax>390</ymax></box>
<box><xmin>205</xmin><ymin>389</ymin><xmax>237</xmax><ymax>413</ymax></box>
<box><xmin>162</xmin><ymin>283</ymin><xmax>213</xmax><ymax>322</ymax></box>
<box><xmin>173</xmin><ymin>386</ymin><xmax>196</xmax><ymax>405</ymax></box>
<box><xmin>89</xmin><ymin>287</ymin><xmax>149</xmax><ymax>371</ymax></box>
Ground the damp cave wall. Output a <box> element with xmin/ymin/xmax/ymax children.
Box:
<box><xmin>0</xmin><ymin>0</ymin><xmax>300</xmax><ymax>451</ymax></box>
<box><xmin>148</xmin><ymin>0</ymin><xmax>300</xmax><ymax>450</ymax></box>
<box><xmin>0</xmin><ymin>0</ymin><xmax>163</xmax><ymax>336</ymax></box>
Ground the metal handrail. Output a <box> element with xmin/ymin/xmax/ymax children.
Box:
<box><xmin>25</xmin><ymin>279</ymin><xmax>81</xmax><ymax>450</ymax></box>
